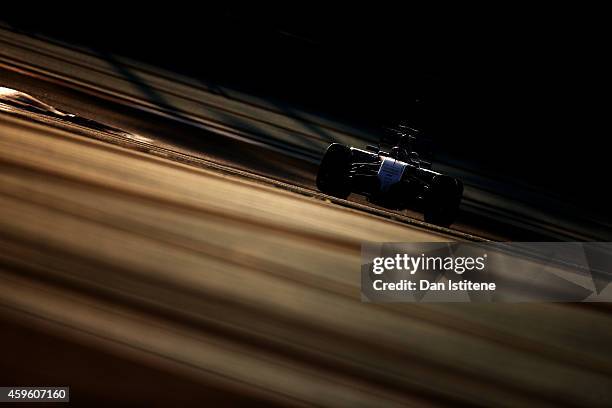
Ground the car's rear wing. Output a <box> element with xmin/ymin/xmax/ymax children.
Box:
<box><xmin>378</xmin><ymin>122</ymin><xmax>435</xmax><ymax>164</ymax></box>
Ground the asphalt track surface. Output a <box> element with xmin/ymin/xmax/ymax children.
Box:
<box><xmin>1</xmin><ymin>26</ymin><xmax>612</xmax><ymax>407</ymax></box>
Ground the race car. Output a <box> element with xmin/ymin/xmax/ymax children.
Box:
<box><xmin>315</xmin><ymin>127</ymin><xmax>463</xmax><ymax>227</ymax></box>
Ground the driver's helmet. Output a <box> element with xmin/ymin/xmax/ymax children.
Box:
<box><xmin>390</xmin><ymin>146</ymin><xmax>409</xmax><ymax>161</ymax></box>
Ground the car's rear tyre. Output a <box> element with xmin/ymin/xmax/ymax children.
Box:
<box><xmin>424</xmin><ymin>175</ymin><xmax>463</xmax><ymax>227</ymax></box>
<box><xmin>316</xmin><ymin>143</ymin><xmax>352</xmax><ymax>198</ymax></box>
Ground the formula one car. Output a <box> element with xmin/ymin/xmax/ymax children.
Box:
<box><xmin>316</xmin><ymin>125</ymin><xmax>463</xmax><ymax>227</ymax></box>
